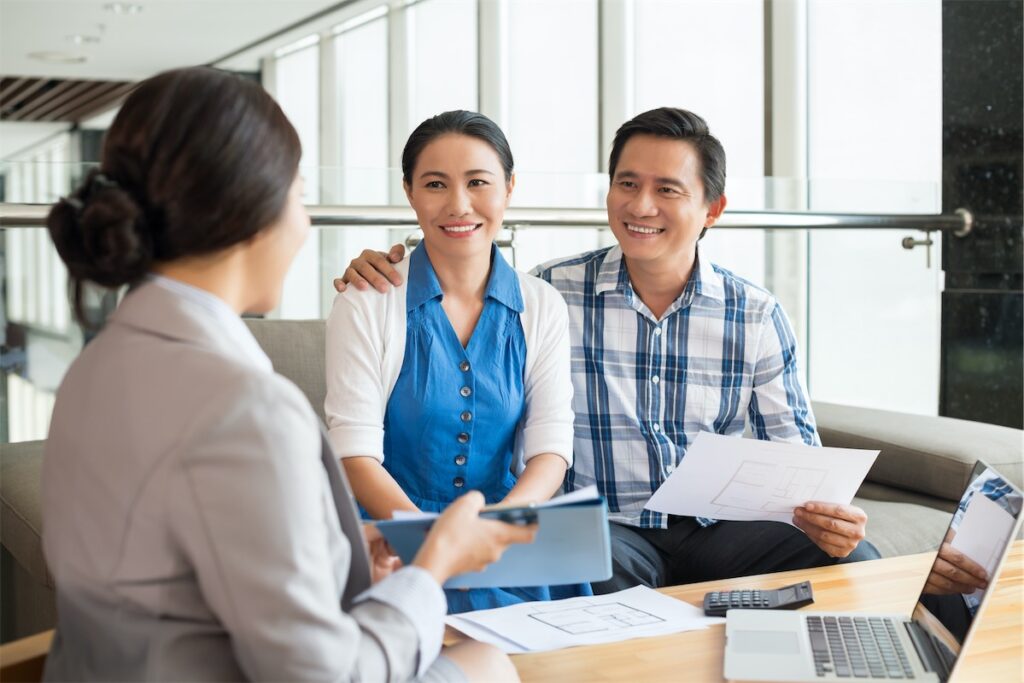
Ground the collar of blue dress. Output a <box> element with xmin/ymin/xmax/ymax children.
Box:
<box><xmin>407</xmin><ymin>241</ymin><xmax>524</xmax><ymax>313</ymax></box>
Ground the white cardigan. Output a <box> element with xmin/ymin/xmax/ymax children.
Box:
<box><xmin>325</xmin><ymin>256</ymin><xmax>575</xmax><ymax>472</ymax></box>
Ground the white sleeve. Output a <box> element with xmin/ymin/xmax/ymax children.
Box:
<box><xmin>325</xmin><ymin>292</ymin><xmax>388</xmax><ymax>461</ymax></box>
<box><xmin>519</xmin><ymin>280</ymin><xmax>575</xmax><ymax>467</ymax></box>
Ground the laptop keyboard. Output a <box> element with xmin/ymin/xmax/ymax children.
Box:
<box><xmin>806</xmin><ymin>616</ymin><xmax>916</xmax><ymax>678</ymax></box>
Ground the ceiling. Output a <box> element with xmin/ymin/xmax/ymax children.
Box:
<box><xmin>1</xmin><ymin>77</ymin><xmax>135</xmax><ymax>122</ymax></box>
<box><xmin>0</xmin><ymin>0</ymin><xmax>346</xmax><ymax>154</ymax></box>
<box><xmin>0</xmin><ymin>1</ymin><xmax>342</xmax><ymax>81</ymax></box>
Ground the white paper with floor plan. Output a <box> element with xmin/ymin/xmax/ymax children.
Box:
<box><xmin>644</xmin><ymin>432</ymin><xmax>879</xmax><ymax>524</ymax></box>
<box><xmin>446</xmin><ymin>586</ymin><xmax>722</xmax><ymax>653</ymax></box>
<box><xmin>950</xmin><ymin>492</ymin><xmax>1016</xmax><ymax>600</ymax></box>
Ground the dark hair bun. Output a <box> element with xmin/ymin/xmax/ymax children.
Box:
<box><xmin>47</xmin><ymin>171</ymin><xmax>153</xmax><ymax>289</ymax></box>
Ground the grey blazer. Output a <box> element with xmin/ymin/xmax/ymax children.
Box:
<box><xmin>41</xmin><ymin>281</ymin><xmax>445</xmax><ymax>681</ymax></box>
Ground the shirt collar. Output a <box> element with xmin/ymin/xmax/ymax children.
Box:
<box><xmin>406</xmin><ymin>242</ymin><xmax>524</xmax><ymax>313</ymax></box>
<box><xmin>145</xmin><ymin>274</ymin><xmax>273</xmax><ymax>371</ymax></box>
<box><xmin>693</xmin><ymin>243</ymin><xmax>725</xmax><ymax>301</ymax></box>
<box><xmin>595</xmin><ymin>245</ymin><xmax>630</xmax><ymax>296</ymax></box>
<box><xmin>595</xmin><ymin>242</ymin><xmax>726</xmax><ymax>304</ymax></box>
<box><xmin>406</xmin><ymin>245</ymin><xmax>444</xmax><ymax>310</ymax></box>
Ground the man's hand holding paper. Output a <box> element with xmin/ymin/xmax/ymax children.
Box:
<box><xmin>645</xmin><ymin>432</ymin><xmax>879</xmax><ymax>557</ymax></box>
<box><xmin>792</xmin><ymin>501</ymin><xmax>869</xmax><ymax>558</ymax></box>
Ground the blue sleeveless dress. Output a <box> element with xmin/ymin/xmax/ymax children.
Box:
<box><xmin>382</xmin><ymin>243</ymin><xmax>591</xmax><ymax>613</ymax></box>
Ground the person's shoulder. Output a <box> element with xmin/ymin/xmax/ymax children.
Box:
<box><xmin>709</xmin><ymin>262</ymin><xmax>779</xmax><ymax>310</ymax></box>
<box><xmin>516</xmin><ymin>269</ymin><xmax>569</xmax><ymax>316</ymax></box>
<box><xmin>202</xmin><ymin>362</ymin><xmax>320</xmax><ymax>445</ymax></box>
<box><xmin>530</xmin><ymin>246</ymin><xmax>615</xmax><ymax>280</ymax></box>
<box><xmin>328</xmin><ymin>257</ymin><xmax>410</xmax><ymax>319</ymax></box>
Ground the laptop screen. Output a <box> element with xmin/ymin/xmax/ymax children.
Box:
<box><xmin>910</xmin><ymin>460</ymin><xmax>1022</xmax><ymax>673</ymax></box>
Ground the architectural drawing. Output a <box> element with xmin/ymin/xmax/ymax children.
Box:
<box><xmin>711</xmin><ymin>460</ymin><xmax>827</xmax><ymax>513</ymax></box>
<box><xmin>528</xmin><ymin>602</ymin><xmax>665</xmax><ymax>635</ymax></box>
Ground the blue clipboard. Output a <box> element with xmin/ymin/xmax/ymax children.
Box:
<box><xmin>375</xmin><ymin>498</ymin><xmax>612</xmax><ymax>589</ymax></box>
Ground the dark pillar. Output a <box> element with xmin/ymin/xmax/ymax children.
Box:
<box><xmin>940</xmin><ymin>1</ymin><xmax>1023</xmax><ymax>428</ymax></box>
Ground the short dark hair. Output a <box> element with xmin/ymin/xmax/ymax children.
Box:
<box><xmin>608</xmin><ymin>107</ymin><xmax>726</xmax><ymax>204</ymax></box>
<box><xmin>47</xmin><ymin>66</ymin><xmax>301</xmax><ymax>326</ymax></box>
<box><xmin>402</xmin><ymin>110</ymin><xmax>514</xmax><ymax>184</ymax></box>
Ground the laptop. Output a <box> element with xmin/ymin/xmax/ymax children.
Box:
<box><xmin>724</xmin><ymin>460</ymin><xmax>1023</xmax><ymax>682</ymax></box>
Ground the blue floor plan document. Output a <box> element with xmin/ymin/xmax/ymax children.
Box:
<box><xmin>375</xmin><ymin>486</ymin><xmax>611</xmax><ymax>588</ymax></box>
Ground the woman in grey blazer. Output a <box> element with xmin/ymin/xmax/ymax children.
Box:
<box><xmin>42</xmin><ymin>66</ymin><xmax>533</xmax><ymax>682</ymax></box>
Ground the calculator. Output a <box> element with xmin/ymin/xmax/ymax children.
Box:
<box><xmin>702</xmin><ymin>580</ymin><xmax>814</xmax><ymax>617</ymax></box>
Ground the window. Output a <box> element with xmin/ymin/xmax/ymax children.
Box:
<box><xmin>806</xmin><ymin>0</ymin><xmax>942</xmax><ymax>414</ymax></box>
<box><xmin>634</xmin><ymin>0</ymin><xmax>766</xmax><ymax>285</ymax></box>
<box><xmin>272</xmin><ymin>41</ymin><xmax>322</xmax><ymax>320</ymax></box>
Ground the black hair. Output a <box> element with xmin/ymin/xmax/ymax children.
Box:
<box><xmin>401</xmin><ymin>110</ymin><xmax>514</xmax><ymax>184</ymax></box>
<box><xmin>608</xmin><ymin>107</ymin><xmax>726</xmax><ymax>205</ymax></box>
<box><xmin>47</xmin><ymin>66</ymin><xmax>301</xmax><ymax>326</ymax></box>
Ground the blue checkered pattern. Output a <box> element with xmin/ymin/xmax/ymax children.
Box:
<box><xmin>531</xmin><ymin>244</ymin><xmax>820</xmax><ymax>529</ymax></box>
<box><xmin>953</xmin><ymin>470</ymin><xmax>1022</xmax><ymax>528</ymax></box>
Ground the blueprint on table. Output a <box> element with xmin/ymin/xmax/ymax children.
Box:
<box><xmin>446</xmin><ymin>586</ymin><xmax>721</xmax><ymax>653</ymax></box>
<box><xmin>644</xmin><ymin>432</ymin><xmax>879</xmax><ymax>524</ymax></box>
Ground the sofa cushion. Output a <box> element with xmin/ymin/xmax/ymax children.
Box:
<box><xmin>244</xmin><ymin>318</ymin><xmax>327</xmax><ymax>422</ymax></box>
<box><xmin>815</xmin><ymin>401</ymin><xmax>1023</xmax><ymax>503</ymax></box>
<box><xmin>854</xmin><ymin>496</ymin><xmax>951</xmax><ymax>558</ymax></box>
<box><xmin>0</xmin><ymin>440</ymin><xmax>51</xmax><ymax>588</ymax></box>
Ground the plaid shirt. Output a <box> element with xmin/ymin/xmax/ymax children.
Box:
<box><xmin>532</xmin><ymin>244</ymin><xmax>819</xmax><ymax>529</ymax></box>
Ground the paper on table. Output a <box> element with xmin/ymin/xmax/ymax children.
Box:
<box><xmin>950</xmin><ymin>492</ymin><xmax>1016</xmax><ymax>599</ymax></box>
<box><xmin>391</xmin><ymin>485</ymin><xmax>600</xmax><ymax>521</ymax></box>
<box><xmin>445</xmin><ymin>586</ymin><xmax>722</xmax><ymax>653</ymax></box>
<box><xmin>644</xmin><ymin>432</ymin><xmax>878</xmax><ymax>524</ymax></box>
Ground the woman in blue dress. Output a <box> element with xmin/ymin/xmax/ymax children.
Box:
<box><xmin>325</xmin><ymin>110</ymin><xmax>590</xmax><ymax>613</ymax></box>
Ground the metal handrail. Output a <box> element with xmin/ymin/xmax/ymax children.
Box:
<box><xmin>0</xmin><ymin>203</ymin><xmax>973</xmax><ymax>236</ymax></box>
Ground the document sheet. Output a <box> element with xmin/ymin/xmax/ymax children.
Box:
<box><xmin>950</xmin><ymin>492</ymin><xmax>1016</xmax><ymax>599</ymax></box>
<box><xmin>644</xmin><ymin>432</ymin><xmax>879</xmax><ymax>524</ymax></box>
<box><xmin>391</xmin><ymin>485</ymin><xmax>599</xmax><ymax>521</ymax></box>
<box><xmin>446</xmin><ymin>586</ymin><xmax>722</xmax><ymax>653</ymax></box>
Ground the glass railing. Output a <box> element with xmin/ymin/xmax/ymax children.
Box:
<box><xmin>1</xmin><ymin>165</ymin><xmax>958</xmax><ymax>443</ymax></box>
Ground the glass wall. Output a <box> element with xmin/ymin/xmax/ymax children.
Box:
<box><xmin>1</xmin><ymin>0</ymin><xmax>949</xmax><ymax>442</ymax></box>
<box><xmin>272</xmin><ymin>42</ymin><xmax>323</xmax><ymax>320</ymax></box>
<box><xmin>806</xmin><ymin>0</ymin><xmax>942</xmax><ymax>414</ymax></box>
<box><xmin>2</xmin><ymin>134</ymin><xmax>79</xmax><ymax>442</ymax></box>
<box><xmin>634</xmin><ymin>0</ymin><xmax>767</xmax><ymax>287</ymax></box>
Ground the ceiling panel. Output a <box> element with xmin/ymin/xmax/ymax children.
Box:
<box><xmin>0</xmin><ymin>0</ymin><xmax>341</xmax><ymax>81</ymax></box>
<box><xmin>0</xmin><ymin>77</ymin><xmax>134</xmax><ymax>122</ymax></box>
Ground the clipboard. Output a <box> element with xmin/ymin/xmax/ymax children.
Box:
<box><xmin>375</xmin><ymin>497</ymin><xmax>612</xmax><ymax>589</ymax></box>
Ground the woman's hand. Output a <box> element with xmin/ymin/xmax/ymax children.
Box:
<box><xmin>364</xmin><ymin>524</ymin><xmax>402</xmax><ymax>584</ymax></box>
<box><xmin>333</xmin><ymin>244</ymin><xmax>406</xmax><ymax>293</ymax></box>
<box><xmin>413</xmin><ymin>491</ymin><xmax>537</xmax><ymax>585</ymax></box>
<box><xmin>499</xmin><ymin>453</ymin><xmax>568</xmax><ymax>507</ymax></box>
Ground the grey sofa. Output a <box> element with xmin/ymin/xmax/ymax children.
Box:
<box><xmin>2</xmin><ymin>319</ymin><xmax>1022</xmax><ymax>643</ymax></box>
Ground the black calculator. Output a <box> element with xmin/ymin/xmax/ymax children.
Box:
<box><xmin>702</xmin><ymin>580</ymin><xmax>814</xmax><ymax>617</ymax></box>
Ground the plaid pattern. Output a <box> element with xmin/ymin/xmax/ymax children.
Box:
<box><xmin>952</xmin><ymin>469</ymin><xmax>1022</xmax><ymax>531</ymax></box>
<box><xmin>532</xmin><ymin>244</ymin><xmax>819</xmax><ymax>529</ymax></box>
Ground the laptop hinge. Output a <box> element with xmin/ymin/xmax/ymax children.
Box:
<box><xmin>904</xmin><ymin>620</ymin><xmax>951</xmax><ymax>681</ymax></box>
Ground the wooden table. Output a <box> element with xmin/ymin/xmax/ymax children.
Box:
<box><xmin>448</xmin><ymin>540</ymin><xmax>1023</xmax><ymax>682</ymax></box>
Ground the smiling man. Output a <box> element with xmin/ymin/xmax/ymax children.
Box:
<box><xmin>527</xmin><ymin>107</ymin><xmax>880</xmax><ymax>591</ymax></box>
<box><xmin>337</xmin><ymin>107</ymin><xmax>881</xmax><ymax>591</ymax></box>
